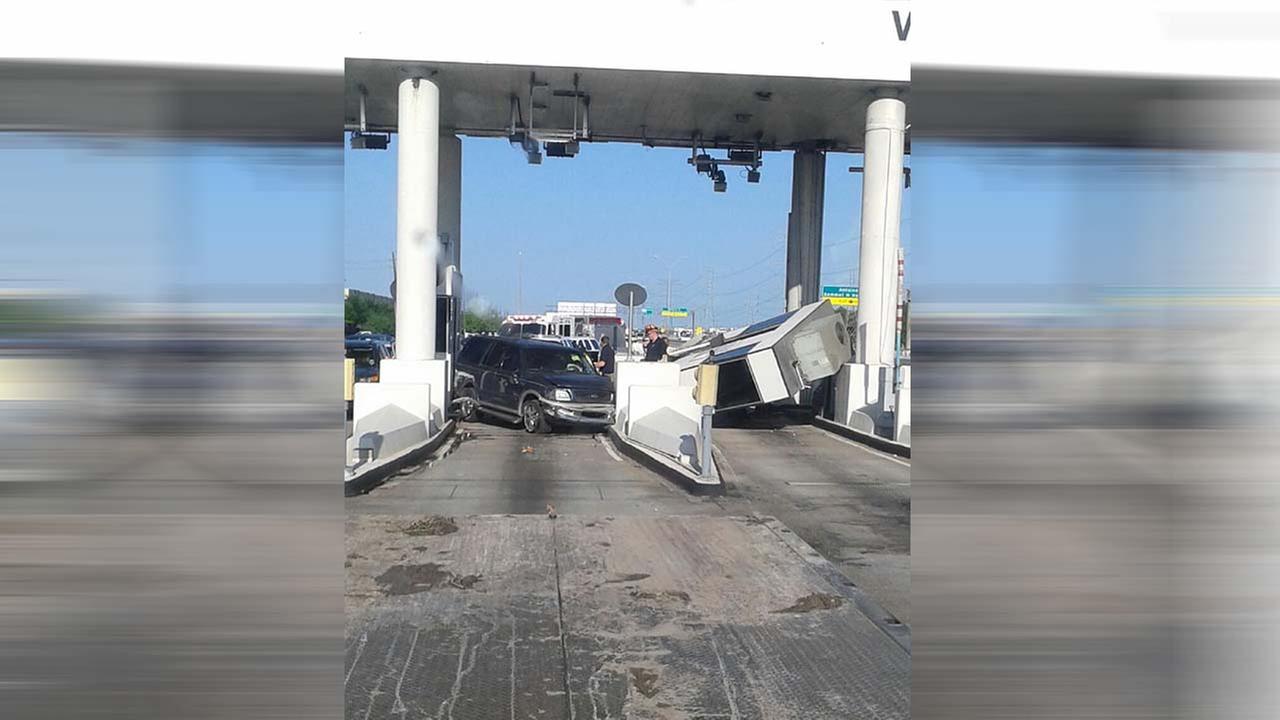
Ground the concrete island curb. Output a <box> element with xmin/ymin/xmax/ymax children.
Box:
<box><xmin>812</xmin><ymin>415</ymin><xmax>911</xmax><ymax>459</ymax></box>
<box><xmin>606</xmin><ymin>425</ymin><xmax>724</xmax><ymax>496</ymax></box>
<box><xmin>344</xmin><ymin>419</ymin><xmax>458</xmax><ymax>497</ymax></box>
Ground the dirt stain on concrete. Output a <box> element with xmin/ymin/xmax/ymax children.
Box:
<box><xmin>773</xmin><ymin>592</ymin><xmax>843</xmax><ymax>614</ymax></box>
<box><xmin>631</xmin><ymin>589</ymin><xmax>691</xmax><ymax>604</ymax></box>
<box><xmin>402</xmin><ymin>515</ymin><xmax>459</xmax><ymax>536</ymax></box>
<box><xmin>449</xmin><ymin>573</ymin><xmax>482</xmax><ymax>589</ymax></box>
<box><xmin>604</xmin><ymin>573</ymin><xmax>650</xmax><ymax>584</ymax></box>
<box><xmin>630</xmin><ymin>667</ymin><xmax>660</xmax><ymax>698</ymax></box>
<box><xmin>375</xmin><ymin>563</ymin><xmax>482</xmax><ymax>596</ymax></box>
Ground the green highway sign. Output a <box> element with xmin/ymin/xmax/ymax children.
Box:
<box><xmin>821</xmin><ymin>285</ymin><xmax>859</xmax><ymax>307</ymax></box>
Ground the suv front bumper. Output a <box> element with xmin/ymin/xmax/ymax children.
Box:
<box><xmin>541</xmin><ymin>399</ymin><xmax>615</xmax><ymax>425</ymax></box>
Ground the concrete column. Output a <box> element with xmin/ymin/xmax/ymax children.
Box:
<box><xmin>438</xmin><ymin>133</ymin><xmax>462</xmax><ymax>272</ymax></box>
<box><xmin>786</xmin><ymin>146</ymin><xmax>826</xmax><ymax>312</ymax></box>
<box><xmin>855</xmin><ymin>94</ymin><xmax>906</xmax><ymax>366</ymax></box>
<box><xmin>395</xmin><ymin>77</ymin><xmax>440</xmax><ymax>360</ymax></box>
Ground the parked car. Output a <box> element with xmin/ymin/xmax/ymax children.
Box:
<box><xmin>345</xmin><ymin>334</ymin><xmax>393</xmax><ymax>383</ymax></box>
<box><xmin>453</xmin><ymin>336</ymin><xmax>614</xmax><ymax>433</ymax></box>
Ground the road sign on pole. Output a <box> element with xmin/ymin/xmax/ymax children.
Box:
<box><xmin>820</xmin><ymin>286</ymin><xmax>859</xmax><ymax>307</ymax></box>
<box><xmin>660</xmin><ymin>307</ymin><xmax>689</xmax><ymax>318</ymax></box>
<box><xmin>614</xmin><ymin>283</ymin><xmax>648</xmax><ymax>361</ymax></box>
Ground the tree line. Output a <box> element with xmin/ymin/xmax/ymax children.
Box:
<box><xmin>345</xmin><ymin>294</ymin><xmax>504</xmax><ymax>336</ymax></box>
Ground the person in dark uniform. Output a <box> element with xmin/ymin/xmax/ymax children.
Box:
<box><xmin>594</xmin><ymin>335</ymin><xmax>616</xmax><ymax>378</ymax></box>
<box><xmin>642</xmin><ymin>325</ymin><xmax>668</xmax><ymax>362</ymax></box>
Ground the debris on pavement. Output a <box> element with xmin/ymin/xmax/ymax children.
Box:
<box><xmin>630</xmin><ymin>589</ymin><xmax>690</xmax><ymax>604</ymax></box>
<box><xmin>375</xmin><ymin>563</ymin><xmax>482</xmax><ymax>596</ymax></box>
<box><xmin>772</xmin><ymin>592</ymin><xmax>844</xmax><ymax>614</ymax></box>
<box><xmin>402</xmin><ymin>515</ymin><xmax>458</xmax><ymax>536</ymax></box>
<box><xmin>629</xmin><ymin>667</ymin><xmax>660</xmax><ymax>698</ymax></box>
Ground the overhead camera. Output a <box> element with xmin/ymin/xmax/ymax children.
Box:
<box><xmin>350</xmin><ymin>131</ymin><xmax>389</xmax><ymax>150</ymax></box>
<box><xmin>545</xmin><ymin>141</ymin><xmax>580</xmax><ymax>158</ymax></box>
<box><xmin>689</xmin><ymin>140</ymin><xmax>764</xmax><ymax>191</ymax></box>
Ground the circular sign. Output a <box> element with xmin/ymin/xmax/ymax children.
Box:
<box><xmin>614</xmin><ymin>282</ymin><xmax>647</xmax><ymax>306</ymax></box>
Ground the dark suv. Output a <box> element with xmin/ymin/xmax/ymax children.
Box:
<box><xmin>454</xmin><ymin>336</ymin><xmax>614</xmax><ymax>433</ymax></box>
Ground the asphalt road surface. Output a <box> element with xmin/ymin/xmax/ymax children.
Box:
<box><xmin>711</xmin><ymin>415</ymin><xmax>912</xmax><ymax>623</ymax></box>
<box><xmin>347</xmin><ymin>412</ymin><xmax>910</xmax><ymax>623</ymax></box>
<box><xmin>346</xmin><ymin>413</ymin><xmax>911</xmax><ymax>718</ymax></box>
<box><xmin>346</xmin><ymin>421</ymin><xmax>713</xmax><ymax>516</ymax></box>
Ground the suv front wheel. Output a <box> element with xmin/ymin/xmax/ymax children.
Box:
<box><xmin>521</xmin><ymin>397</ymin><xmax>552</xmax><ymax>434</ymax></box>
<box><xmin>456</xmin><ymin>385</ymin><xmax>479</xmax><ymax>422</ymax></box>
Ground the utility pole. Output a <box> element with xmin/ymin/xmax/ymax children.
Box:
<box><xmin>651</xmin><ymin>254</ymin><xmax>686</xmax><ymax>332</ymax></box>
<box><xmin>515</xmin><ymin>250</ymin><xmax>523</xmax><ymax>313</ymax></box>
<box><xmin>665</xmin><ymin>268</ymin><xmax>672</xmax><ymax>332</ymax></box>
<box><xmin>849</xmin><ymin>239</ymin><xmax>856</xmax><ymax>287</ymax></box>
<box><xmin>708</xmin><ymin>268</ymin><xmax>715</xmax><ymax>331</ymax></box>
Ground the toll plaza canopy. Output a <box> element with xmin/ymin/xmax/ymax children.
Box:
<box><xmin>6</xmin><ymin>2</ymin><xmax>1279</xmax><ymax>150</ymax></box>
<box><xmin>344</xmin><ymin>59</ymin><xmax>905</xmax><ymax>152</ymax></box>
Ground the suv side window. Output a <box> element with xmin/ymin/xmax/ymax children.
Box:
<box><xmin>480</xmin><ymin>340</ymin><xmax>506</xmax><ymax>367</ymax></box>
<box><xmin>496</xmin><ymin>345</ymin><xmax>520</xmax><ymax>372</ymax></box>
<box><xmin>459</xmin><ymin>337</ymin><xmax>491</xmax><ymax>365</ymax></box>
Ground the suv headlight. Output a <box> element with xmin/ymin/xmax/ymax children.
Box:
<box><xmin>552</xmin><ymin>388</ymin><xmax>572</xmax><ymax>402</ymax></box>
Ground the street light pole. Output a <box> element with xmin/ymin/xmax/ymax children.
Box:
<box><xmin>651</xmin><ymin>254</ymin><xmax>686</xmax><ymax>333</ymax></box>
<box><xmin>665</xmin><ymin>267</ymin><xmax>672</xmax><ymax>332</ymax></box>
<box><xmin>515</xmin><ymin>250</ymin><xmax>523</xmax><ymax>313</ymax></box>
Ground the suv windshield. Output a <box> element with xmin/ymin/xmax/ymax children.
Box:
<box><xmin>523</xmin><ymin>346</ymin><xmax>597</xmax><ymax>375</ymax></box>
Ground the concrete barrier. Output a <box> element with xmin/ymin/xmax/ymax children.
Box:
<box><xmin>345</xmin><ymin>418</ymin><xmax>456</xmax><ymax>497</ymax></box>
<box><xmin>628</xmin><ymin>385</ymin><xmax>702</xmax><ymax>469</ymax></box>
<box><xmin>614</xmin><ymin>361</ymin><xmax>680</xmax><ymax>431</ymax></box>
<box><xmin>346</xmin><ymin>357</ymin><xmax>453</xmax><ymax>495</ymax></box>
<box><xmin>610</xmin><ymin>360</ymin><xmax>720</xmax><ymax>488</ymax></box>
<box><xmin>895</xmin><ymin>365</ymin><xmax>911</xmax><ymax>445</ymax></box>
<box><xmin>832</xmin><ymin>362</ymin><xmax>893</xmax><ymax>436</ymax></box>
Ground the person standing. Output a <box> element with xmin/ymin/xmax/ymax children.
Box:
<box><xmin>595</xmin><ymin>335</ymin><xmax>616</xmax><ymax>378</ymax></box>
<box><xmin>642</xmin><ymin>324</ymin><xmax>668</xmax><ymax>362</ymax></box>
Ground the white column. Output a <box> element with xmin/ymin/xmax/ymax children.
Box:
<box><xmin>786</xmin><ymin>146</ymin><xmax>826</xmax><ymax>312</ymax></box>
<box><xmin>855</xmin><ymin>94</ymin><xmax>906</xmax><ymax>366</ymax></box>
<box><xmin>395</xmin><ymin>77</ymin><xmax>440</xmax><ymax>360</ymax></box>
<box><xmin>438</xmin><ymin>133</ymin><xmax>462</xmax><ymax>271</ymax></box>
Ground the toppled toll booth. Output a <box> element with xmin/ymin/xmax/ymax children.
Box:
<box><xmin>670</xmin><ymin>299</ymin><xmax>852</xmax><ymax>411</ymax></box>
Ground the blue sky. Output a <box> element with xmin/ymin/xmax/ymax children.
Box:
<box><xmin>1</xmin><ymin>135</ymin><xmax>341</xmax><ymax>305</ymax></box>
<box><xmin>345</xmin><ymin>137</ymin><xmax>894</xmax><ymax>328</ymax></box>
<box><xmin>7</xmin><ymin>132</ymin><xmax>1265</xmax><ymax>321</ymax></box>
<box><xmin>346</xmin><ymin>136</ymin><xmax>1263</xmax><ymax>325</ymax></box>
